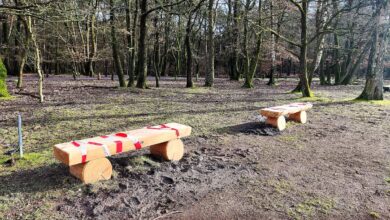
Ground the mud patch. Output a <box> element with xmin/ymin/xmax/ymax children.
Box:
<box><xmin>224</xmin><ymin>122</ymin><xmax>281</xmax><ymax>136</ymax></box>
<box><xmin>56</xmin><ymin>140</ymin><xmax>258</xmax><ymax>219</ymax></box>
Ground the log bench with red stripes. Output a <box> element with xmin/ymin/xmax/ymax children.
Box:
<box><xmin>53</xmin><ymin>123</ymin><xmax>192</xmax><ymax>184</ymax></box>
<box><xmin>260</xmin><ymin>102</ymin><xmax>313</xmax><ymax>131</ymax></box>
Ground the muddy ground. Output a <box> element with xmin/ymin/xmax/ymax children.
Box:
<box><xmin>0</xmin><ymin>75</ymin><xmax>390</xmax><ymax>220</ymax></box>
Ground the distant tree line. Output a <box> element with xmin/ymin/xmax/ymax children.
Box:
<box><xmin>0</xmin><ymin>0</ymin><xmax>389</xmax><ymax>101</ymax></box>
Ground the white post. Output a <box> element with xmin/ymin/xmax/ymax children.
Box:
<box><xmin>18</xmin><ymin>114</ymin><xmax>23</xmax><ymax>158</ymax></box>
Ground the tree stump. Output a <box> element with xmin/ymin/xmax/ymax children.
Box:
<box><xmin>288</xmin><ymin>111</ymin><xmax>307</xmax><ymax>123</ymax></box>
<box><xmin>150</xmin><ymin>139</ymin><xmax>184</xmax><ymax>161</ymax></box>
<box><xmin>69</xmin><ymin>158</ymin><xmax>113</xmax><ymax>184</ymax></box>
<box><xmin>266</xmin><ymin>116</ymin><xmax>286</xmax><ymax>131</ymax></box>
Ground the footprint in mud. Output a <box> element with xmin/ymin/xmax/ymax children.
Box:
<box><xmin>161</xmin><ymin>176</ymin><xmax>174</xmax><ymax>185</ymax></box>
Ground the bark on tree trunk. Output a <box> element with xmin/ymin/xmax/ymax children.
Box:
<box><xmin>110</xmin><ymin>0</ymin><xmax>126</xmax><ymax>87</ymax></box>
<box><xmin>267</xmin><ymin>0</ymin><xmax>275</xmax><ymax>86</ymax></box>
<box><xmin>0</xmin><ymin>57</ymin><xmax>10</xmax><ymax>97</ymax></box>
<box><xmin>205</xmin><ymin>0</ymin><xmax>215</xmax><ymax>87</ymax></box>
<box><xmin>357</xmin><ymin>0</ymin><xmax>389</xmax><ymax>100</ymax></box>
<box><xmin>87</xmin><ymin>0</ymin><xmax>97</xmax><ymax>77</ymax></box>
<box><xmin>298</xmin><ymin>0</ymin><xmax>312</xmax><ymax>97</ymax></box>
<box><xmin>126</xmin><ymin>0</ymin><xmax>135</xmax><ymax>87</ymax></box>
<box><xmin>230</xmin><ymin>0</ymin><xmax>240</xmax><ymax>80</ymax></box>
<box><xmin>185</xmin><ymin>15</ymin><xmax>193</xmax><ymax>88</ymax></box>
<box><xmin>136</xmin><ymin>0</ymin><xmax>148</xmax><ymax>88</ymax></box>
<box><xmin>27</xmin><ymin>17</ymin><xmax>44</xmax><ymax>102</ymax></box>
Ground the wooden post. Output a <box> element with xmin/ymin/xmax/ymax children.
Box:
<box><xmin>69</xmin><ymin>158</ymin><xmax>113</xmax><ymax>184</ymax></box>
<box><xmin>150</xmin><ymin>139</ymin><xmax>184</xmax><ymax>161</ymax></box>
<box><xmin>266</xmin><ymin>116</ymin><xmax>286</xmax><ymax>131</ymax></box>
<box><xmin>18</xmin><ymin>114</ymin><xmax>23</xmax><ymax>158</ymax></box>
<box><xmin>288</xmin><ymin>111</ymin><xmax>307</xmax><ymax>124</ymax></box>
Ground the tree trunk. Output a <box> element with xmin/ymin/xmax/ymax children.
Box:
<box><xmin>136</xmin><ymin>0</ymin><xmax>148</xmax><ymax>88</ymax></box>
<box><xmin>243</xmin><ymin>0</ymin><xmax>262</xmax><ymax>88</ymax></box>
<box><xmin>230</xmin><ymin>0</ymin><xmax>240</xmax><ymax>80</ymax></box>
<box><xmin>298</xmin><ymin>0</ymin><xmax>312</xmax><ymax>97</ymax></box>
<box><xmin>153</xmin><ymin>12</ymin><xmax>161</xmax><ymax>88</ymax></box>
<box><xmin>87</xmin><ymin>0</ymin><xmax>97</xmax><ymax>77</ymax></box>
<box><xmin>110</xmin><ymin>0</ymin><xmax>126</xmax><ymax>87</ymax></box>
<box><xmin>0</xmin><ymin>57</ymin><xmax>10</xmax><ymax>97</ymax></box>
<box><xmin>126</xmin><ymin>0</ymin><xmax>135</xmax><ymax>87</ymax></box>
<box><xmin>185</xmin><ymin>14</ymin><xmax>193</xmax><ymax>88</ymax></box>
<box><xmin>27</xmin><ymin>17</ymin><xmax>44</xmax><ymax>102</ymax></box>
<box><xmin>267</xmin><ymin>1</ymin><xmax>275</xmax><ymax>86</ymax></box>
<box><xmin>357</xmin><ymin>0</ymin><xmax>389</xmax><ymax>100</ymax></box>
<box><xmin>205</xmin><ymin>0</ymin><xmax>215</xmax><ymax>87</ymax></box>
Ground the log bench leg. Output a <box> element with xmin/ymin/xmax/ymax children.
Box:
<box><xmin>266</xmin><ymin>116</ymin><xmax>286</xmax><ymax>131</ymax></box>
<box><xmin>69</xmin><ymin>158</ymin><xmax>113</xmax><ymax>184</ymax></box>
<box><xmin>288</xmin><ymin>111</ymin><xmax>307</xmax><ymax>124</ymax></box>
<box><xmin>150</xmin><ymin>139</ymin><xmax>184</xmax><ymax>161</ymax></box>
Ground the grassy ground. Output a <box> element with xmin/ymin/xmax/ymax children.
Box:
<box><xmin>0</xmin><ymin>75</ymin><xmax>390</xmax><ymax>219</ymax></box>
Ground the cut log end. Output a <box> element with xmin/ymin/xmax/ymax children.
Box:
<box><xmin>150</xmin><ymin>139</ymin><xmax>184</xmax><ymax>161</ymax></box>
<box><xmin>266</xmin><ymin>116</ymin><xmax>286</xmax><ymax>131</ymax></box>
<box><xmin>288</xmin><ymin>111</ymin><xmax>307</xmax><ymax>124</ymax></box>
<box><xmin>69</xmin><ymin>157</ymin><xmax>113</xmax><ymax>184</ymax></box>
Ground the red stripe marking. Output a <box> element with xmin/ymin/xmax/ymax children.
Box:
<box><xmin>134</xmin><ymin>141</ymin><xmax>142</xmax><ymax>150</ymax></box>
<box><xmin>147</xmin><ymin>124</ymin><xmax>180</xmax><ymax>137</ymax></box>
<box><xmin>71</xmin><ymin>141</ymin><xmax>80</xmax><ymax>147</ymax></box>
<box><xmin>114</xmin><ymin>141</ymin><xmax>123</xmax><ymax>153</ymax></box>
<box><xmin>88</xmin><ymin>141</ymin><xmax>103</xmax><ymax>146</ymax></box>
<box><xmin>72</xmin><ymin>141</ymin><xmax>87</xmax><ymax>163</ymax></box>
<box><xmin>115</xmin><ymin>133</ymin><xmax>128</xmax><ymax>138</ymax></box>
<box><xmin>81</xmin><ymin>155</ymin><xmax>87</xmax><ymax>163</ymax></box>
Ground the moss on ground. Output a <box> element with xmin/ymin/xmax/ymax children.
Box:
<box><xmin>268</xmin><ymin>179</ymin><xmax>293</xmax><ymax>194</ymax></box>
<box><xmin>0</xmin><ymin>58</ymin><xmax>10</xmax><ymax>98</ymax></box>
<box><xmin>353</xmin><ymin>99</ymin><xmax>390</xmax><ymax>106</ymax></box>
<box><xmin>288</xmin><ymin>197</ymin><xmax>335</xmax><ymax>220</ymax></box>
<box><xmin>369</xmin><ymin>211</ymin><xmax>380</xmax><ymax>219</ymax></box>
<box><xmin>295</xmin><ymin>95</ymin><xmax>332</xmax><ymax>103</ymax></box>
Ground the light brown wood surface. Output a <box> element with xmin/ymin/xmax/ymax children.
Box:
<box><xmin>150</xmin><ymin>139</ymin><xmax>184</xmax><ymax>161</ymax></box>
<box><xmin>54</xmin><ymin>123</ymin><xmax>192</xmax><ymax>166</ymax></box>
<box><xmin>288</xmin><ymin>111</ymin><xmax>307</xmax><ymax>123</ymax></box>
<box><xmin>260</xmin><ymin>102</ymin><xmax>312</xmax><ymax>118</ymax></box>
<box><xmin>69</xmin><ymin>158</ymin><xmax>113</xmax><ymax>184</ymax></box>
<box><xmin>266</xmin><ymin>116</ymin><xmax>286</xmax><ymax>131</ymax></box>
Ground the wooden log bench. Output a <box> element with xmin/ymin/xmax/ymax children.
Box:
<box><xmin>384</xmin><ymin>85</ymin><xmax>390</xmax><ymax>92</ymax></box>
<box><xmin>259</xmin><ymin>103</ymin><xmax>313</xmax><ymax>131</ymax></box>
<box><xmin>53</xmin><ymin>123</ymin><xmax>192</xmax><ymax>184</ymax></box>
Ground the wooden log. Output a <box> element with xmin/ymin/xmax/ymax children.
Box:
<box><xmin>54</xmin><ymin>123</ymin><xmax>192</xmax><ymax>166</ymax></box>
<box><xmin>260</xmin><ymin>102</ymin><xmax>312</xmax><ymax>118</ymax></box>
<box><xmin>69</xmin><ymin>158</ymin><xmax>112</xmax><ymax>184</ymax></box>
<box><xmin>150</xmin><ymin>139</ymin><xmax>184</xmax><ymax>161</ymax></box>
<box><xmin>266</xmin><ymin>116</ymin><xmax>286</xmax><ymax>131</ymax></box>
<box><xmin>288</xmin><ymin>111</ymin><xmax>307</xmax><ymax>123</ymax></box>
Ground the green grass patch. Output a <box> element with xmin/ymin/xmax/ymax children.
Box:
<box><xmin>294</xmin><ymin>95</ymin><xmax>332</xmax><ymax>103</ymax></box>
<box><xmin>0</xmin><ymin>96</ymin><xmax>14</xmax><ymax>101</ymax></box>
<box><xmin>352</xmin><ymin>99</ymin><xmax>390</xmax><ymax>106</ymax></box>
<box><xmin>268</xmin><ymin>179</ymin><xmax>292</xmax><ymax>194</ymax></box>
<box><xmin>0</xmin><ymin>151</ymin><xmax>53</xmax><ymax>172</ymax></box>
<box><xmin>369</xmin><ymin>211</ymin><xmax>380</xmax><ymax>219</ymax></box>
<box><xmin>278</xmin><ymin>135</ymin><xmax>299</xmax><ymax>143</ymax></box>
<box><xmin>288</xmin><ymin>197</ymin><xmax>335</xmax><ymax>220</ymax></box>
<box><xmin>126</xmin><ymin>155</ymin><xmax>160</xmax><ymax>173</ymax></box>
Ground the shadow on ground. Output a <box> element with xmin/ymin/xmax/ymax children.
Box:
<box><xmin>0</xmin><ymin>163</ymin><xmax>79</xmax><ymax>196</ymax></box>
<box><xmin>219</xmin><ymin>122</ymin><xmax>281</xmax><ymax>136</ymax></box>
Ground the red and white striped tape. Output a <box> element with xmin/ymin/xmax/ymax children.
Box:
<box><xmin>115</xmin><ymin>133</ymin><xmax>142</xmax><ymax>150</ymax></box>
<box><xmin>146</xmin><ymin>124</ymin><xmax>180</xmax><ymax>137</ymax></box>
<box><xmin>72</xmin><ymin>140</ymin><xmax>111</xmax><ymax>163</ymax></box>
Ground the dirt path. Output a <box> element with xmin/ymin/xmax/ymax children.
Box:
<box><xmin>1</xmin><ymin>75</ymin><xmax>390</xmax><ymax>219</ymax></box>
